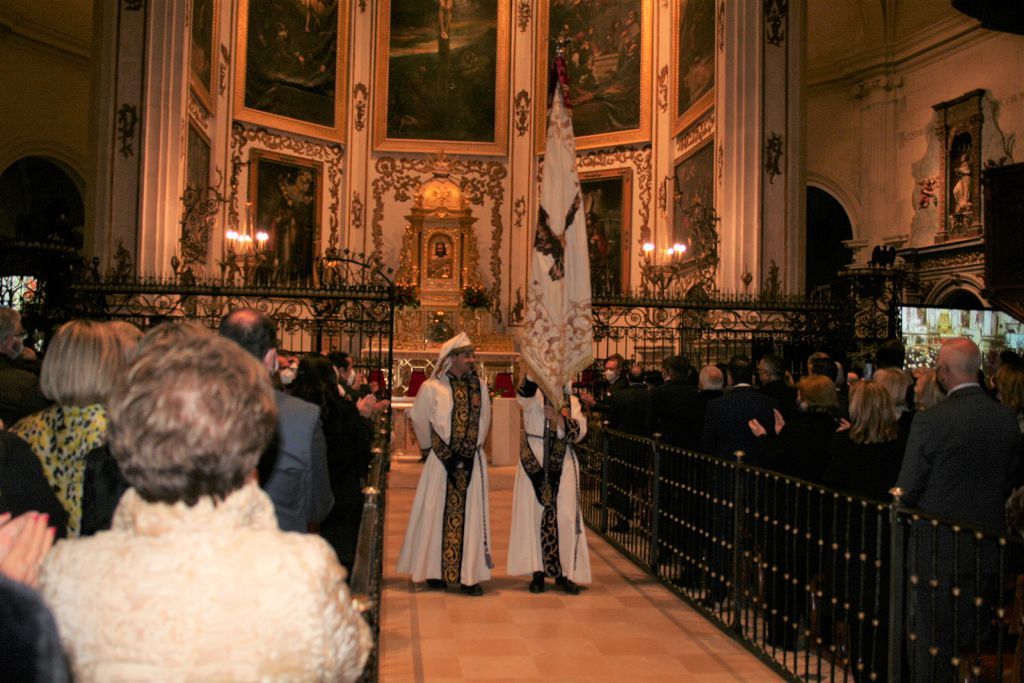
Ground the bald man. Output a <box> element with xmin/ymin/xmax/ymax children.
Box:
<box><xmin>896</xmin><ymin>337</ymin><xmax>1022</xmax><ymax>682</ymax></box>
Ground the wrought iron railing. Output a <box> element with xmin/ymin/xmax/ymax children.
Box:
<box><xmin>350</xmin><ymin>416</ymin><xmax>392</xmax><ymax>683</ymax></box>
<box><xmin>578</xmin><ymin>426</ymin><xmax>1024</xmax><ymax>682</ymax></box>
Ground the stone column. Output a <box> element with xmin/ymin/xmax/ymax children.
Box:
<box><xmin>853</xmin><ymin>74</ymin><xmax>903</xmax><ymax>255</ymax></box>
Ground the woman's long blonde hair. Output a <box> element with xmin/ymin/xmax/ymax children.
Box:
<box><xmin>848</xmin><ymin>379</ymin><xmax>899</xmax><ymax>445</ymax></box>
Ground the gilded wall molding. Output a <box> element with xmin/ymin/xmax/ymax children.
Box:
<box><xmin>187</xmin><ymin>93</ymin><xmax>210</xmax><ymax>130</ymax></box>
<box><xmin>117</xmin><ymin>104</ymin><xmax>139</xmax><ymax>158</ymax></box>
<box><xmin>371</xmin><ymin>156</ymin><xmax>508</xmax><ymax>319</ymax></box>
<box><xmin>513</xmin><ymin>195</ymin><xmax>527</xmax><ymax>230</ymax></box>
<box><xmin>764</xmin><ymin>0</ymin><xmax>787</xmax><ymax>47</ymax></box>
<box><xmin>353</xmin><ymin>83</ymin><xmax>368</xmax><ymax>132</ymax></box>
<box><xmin>577</xmin><ymin>145</ymin><xmax>653</xmax><ymax>242</ymax></box>
<box><xmin>514</xmin><ymin>90</ymin><xmax>531</xmax><ymax>137</ymax></box>
<box><xmin>765</xmin><ymin>131</ymin><xmax>783</xmax><ymax>183</ymax></box>
<box><xmin>657</xmin><ymin>65</ymin><xmax>669</xmax><ymax>113</ymax></box>
<box><xmin>516</xmin><ymin>0</ymin><xmax>532</xmax><ymax>32</ymax></box>
<box><xmin>675</xmin><ymin>110</ymin><xmax>715</xmax><ymax>157</ymax></box>
<box><xmin>351</xmin><ymin>191</ymin><xmax>363</xmax><ymax>231</ymax></box>
<box><xmin>219</xmin><ymin>44</ymin><xmax>229</xmax><ymax>97</ymax></box>
<box><xmin>230</xmin><ymin>122</ymin><xmax>345</xmax><ymax>251</ymax></box>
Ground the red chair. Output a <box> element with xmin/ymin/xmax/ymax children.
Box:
<box><xmin>368</xmin><ymin>369</ymin><xmax>386</xmax><ymax>396</ymax></box>
<box><xmin>493</xmin><ymin>372</ymin><xmax>515</xmax><ymax>398</ymax></box>
<box><xmin>407</xmin><ymin>370</ymin><xmax>426</xmax><ymax>397</ymax></box>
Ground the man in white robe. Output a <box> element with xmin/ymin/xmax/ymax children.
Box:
<box><xmin>396</xmin><ymin>333</ymin><xmax>493</xmax><ymax>595</ymax></box>
<box><xmin>507</xmin><ymin>376</ymin><xmax>591</xmax><ymax>594</ymax></box>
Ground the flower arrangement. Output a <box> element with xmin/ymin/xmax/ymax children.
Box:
<box><xmin>394</xmin><ymin>283</ymin><xmax>420</xmax><ymax>308</ymax></box>
<box><xmin>461</xmin><ymin>284</ymin><xmax>491</xmax><ymax>310</ymax></box>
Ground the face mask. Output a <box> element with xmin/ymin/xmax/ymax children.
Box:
<box><xmin>603</xmin><ymin>369</ymin><xmax>618</xmax><ymax>382</ymax></box>
<box><xmin>9</xmin><ymin>337</ymin><xmax>24</xmax><ymax>359</ymax></box>
<box><xmin>279</xmin><ymin>367</ymin><xmax>296</xmax><ymax>385</ymax></box>
<box><xmin>346</xmin><ymin>369</ymin><xmax>357</xmax><ymax>385</ymax></box>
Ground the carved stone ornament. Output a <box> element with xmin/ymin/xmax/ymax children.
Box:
<box><xmin>514</xmin><ymin>90</ymin><xmax>531</xmax><ymax>137</ymax></box>
<box><xmin>219</xmin><ymin>44</ymin><xmax>230</xmax><ymax>96</ymax></box>
<box><xmin>231</xmin><ymin>122</ymin><xmax>345</xmax><ymax>251</ymax></box>
<box><xmin>353</xmin><ymin>83</ymin><xmax>369</xmax><ymax>132</ymax></box>
<box><xmin>765</xmin><ymin>131</ymin><xmax>783</xmax><ymax>184</ymax></box>
<box><xmin>764</xmin><ymin>0</ymin><xmax>787</xmax><ymax>47</ymax></box>
<box><xmin>513</xmin><ymin>195</ymin><xmax>527</xmax><ymax>230</ymax></box>
<box><xmin>351</xmin><ymin>191</ymin><xmax>364</xmax><ymax>231</ymax></box>
<box><xmin>657</xmin><ymin>65</ymin><xmax>669</xmax><ymax>113</ymax></box>
<box><xmin>576</xmin><ymin>145</ymin><xmax>653</xmax><ymax>241</ymax></box>
<box><xmin>187</xmin><ymin>94</ymin><xmax>210</xmax><ymax>130</ymax></box>
<box><xmin>676</xmin><ymin>110</ymin><xmax>715</xmax><ymax>156</ymax></box>
<box><xmin>717</xmin><ymin>1</ymin><xmax>725</xmax><ymax>52</ymax></box>
<box><xmin>373</xmin><ymin>154</ymin><xmax>507</xmax><ymax>321</ymax></box>
<box><xmin>117</xmin><ymin>104</ymin><xmax>139</xmax><ymax>158</ymax></box>
<box><xmin>517</xmin><ymin>0</ymin><xmax>532</xmax><ymax>32</ymax></box>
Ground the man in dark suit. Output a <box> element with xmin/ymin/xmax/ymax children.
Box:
<box><xmin>586</xmin><ymin>354</ymin><xmax>629</xmax><ymax>414</ymax></box>
<box><xmin>757</xmin><ymin>354</ymin><xmax>796</xmax><ymax>420</ymax></box>
<box><xmin>896</xmin><ymin>337</ymin><xmax>1022</xmax><ymax>682</ymax></box>
<box><xmin>608</xmin><ymin>364</ymin><xmax>652</xmax><ymax>435</ymax></box>
<box><xmin>219</xmin><ymin>309</ymin><xmax>334</xmax><ymax>533</ymax></box>
<box><xmin>701</xmin><ymin>356</ymin><xmax>776</xmax><ymax>465</ymax></box>
<box><xmin>651</xmin><ymin>355</ymin><xmax>697</xmax><ymax>447</ymax></box>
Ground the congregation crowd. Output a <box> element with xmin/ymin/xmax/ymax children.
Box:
<box><xmin>2</xmin><ymin>296</ymin><xmax>1024</xmax><ymax>681</ymax></box>
<box><xmin>581</xmin><ymin>339</ymin><xmax>1024</xmax><ymax>679</ymax></box>
<box><xmin>0</xmin><ymin>307</ymin><xmax>377</xmax><ymax>681</ymax></box>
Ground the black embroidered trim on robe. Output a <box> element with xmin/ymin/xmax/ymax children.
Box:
<box><xmin>434</xmin><ymin>373</ymin><xmax>482</xmax><ymax>584</ymax></box>
<box><xmin>521</xmin><ymin>414</ymin><xmax>580</xmax><ymax>578</ymax></box>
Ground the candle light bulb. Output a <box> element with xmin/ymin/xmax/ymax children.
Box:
<box><xmin>674</xmin><ymin>243</ymin><xmax>686</xmax><ymax>253</ymax></box>
<box><xmin>226</xmin><ymin>229</ymin><xmax>238</xmax><ymax>241</ymax></box>
<box><xmin>256</xmin><ymin>231</ymin><xmax>269</xmax><ymax>243</ymax></box>
<box><xmin>642</xmin><ymin>242</ymin><xmax>655</xmax><ymax>253</ymax></box>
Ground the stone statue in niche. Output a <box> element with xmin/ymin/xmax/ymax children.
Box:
<box><xmin>932</xmin><ymin>90</ymin><xmax>984</xmax><ymax>243</ymax></box>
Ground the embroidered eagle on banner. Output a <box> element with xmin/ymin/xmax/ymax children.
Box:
<box><xmin>533</xmin><ymin>193</ymin><xmax>581</xmax><ymax>281</ymax></box>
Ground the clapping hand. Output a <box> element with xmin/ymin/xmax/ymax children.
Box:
<box><xmin>0</xmin><ymin>511</ymin><xmax>56</xmax><ymax>588</ymax></box>
<box><xmin>357</xmin><ymin>393</ymin><xmax>390</xmax><ymax>419</ymax></box>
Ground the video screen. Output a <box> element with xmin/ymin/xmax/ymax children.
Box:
<box><xmin>900</xmin><ymin>305</ymin><xmax>1024</xmax><ymax>369</ymax></box>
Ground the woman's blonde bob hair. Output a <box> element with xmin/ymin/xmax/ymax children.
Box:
<box><xmin>848</xmin><ymin>379</ymin><xmax>899</xmax><ymax>445</ymax></box>
<box><xmin>40</xmin><ymin>319</ymin><xmax>127</xmax><ymax>406</ymax></box>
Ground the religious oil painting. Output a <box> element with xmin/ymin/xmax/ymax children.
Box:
<box><xmin>580</xmin><ymin>169</ymin><xmax>632</xmax><ymax>297</ymax></box>
<box><xmin>185</xmin><ymin>123</ymin><xmax>211</xmax><ymax>193</ymax></box>
<box><xmin>673</xmin><ymin>140</ymin><xmax>714</xmax><ymax>246</ymax></box>
<box><xmin>189</xmin><ymin>0</ymin><xmax>218</xmax><ymax>112</ymax></box>
<box><xmin>673</xmin><ymin>0</ymin><xmax>715</xmax><ymax>134</ymax></box>
<box><xmin>426</xmin><ymin>234</ymin><xmax>455</xmax><ymax>279</ymax></box>
<box><xmin>373</xmin><ymin>0</ymin><xmax>511</xmax><ymax>155</ymax></box>
<box><xmin>235</xmin><ymin>0</ymin><xmax>349</xmax><ymax>140</ymax></box>
<box><xmin>536</xmin><ymin>0</ymin><xmax>652</xmax><ymax>150</ymax></box>
<box><xmin>249</xmin><ymin>150</ymin><xmax>322</xmax><ymax>283</ymax></box>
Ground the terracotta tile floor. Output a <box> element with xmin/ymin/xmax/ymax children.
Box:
<box><xmin>380</xmin><ymin>462</ymin><xmax>783</xmax><ymax>682</ymax></box>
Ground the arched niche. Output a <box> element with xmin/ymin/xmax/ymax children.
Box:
<box><xmin>0</xmin><ymin>156</ymin><xmax>85</xmax><ymax>247</ymax></box>
<box><xmin>805</xmin><ymin>186</ymin><xmax>853</xmax><ymax>293</ymax></box>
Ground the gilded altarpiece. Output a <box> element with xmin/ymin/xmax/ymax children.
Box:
<box><xmin>391</xmin><ymin>158</ymin><xmax>515</xmax><ymax>398</ymax></box>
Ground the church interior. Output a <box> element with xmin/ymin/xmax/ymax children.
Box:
<box><xmin>2</xmin><ymin>1</ymin><xmax>1024</xmax><ymax>681</ymax></box>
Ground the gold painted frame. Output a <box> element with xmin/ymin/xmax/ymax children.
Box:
<box><xmin>189</xmin><ymin>0</ymin><xmax>218</xmax><ymax>113</ymax></box>
<box><xmin>373</xmin><ymin>1</ymin><xmax>511</xmax><ymax>155</ymax></box>
<box><xmin>535</xmin><ymin>0</ymin><xmax>653</xmax><ymax>151</ymax></box>
<box><xmin>579</xmin><ymin>168</ymin><xmax>633</xmax><ymax>296</ymax></box>
<box><xmin>420</xmin><ymin>226</ymin><xmax>462</xmax><ymax>295</ymax></box>
<box><xmin>234</xmin><ymin>0</ymin><xmax>349</xmax><ymax>141</ymax></box>
<box><xmin>672</xmin><ymin>0</ymin><xmax>716</xmax><ymax>136</ymax></box>
<box><xmin>248</xmin><ymin>149</ymin><xmax>323</xmax><ymax>282</ymax></box>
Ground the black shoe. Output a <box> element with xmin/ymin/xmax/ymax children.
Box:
<box><xmin>425</xmin><ymin>579</ymin><xmax>446</xmax><ymax>590</ymax></box>
<box><xmin>555</xmin><ymin>576</ymin><xmax>581</xmax><ymax>595</ymax></box>
<box><xmin>460</xmin><ymin>583</ymin><xmax>483</xmax><ymax>596</ymax></box>
<box><xmin>529</xmin><ymin>572</ymin><xmax>545</xmax><ymax>594</ymax></box>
